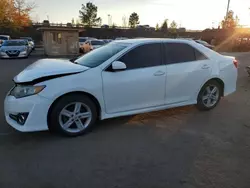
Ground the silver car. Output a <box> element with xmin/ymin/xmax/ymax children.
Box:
<box><xmin>0</xmin><ymin>40</ymin><xmax>32</xmax><ymax>59</ymax></box>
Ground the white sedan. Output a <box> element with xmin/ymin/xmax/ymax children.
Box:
<box><xmin>4</xmin><ymin>39</ymin><xmax>238</xmax><ymax>136</ymax></box>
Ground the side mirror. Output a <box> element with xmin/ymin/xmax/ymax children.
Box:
<box><xmin>112</xmin><ymin>61</ymin><xmax>126</xmax><ymax>71</ymax></box>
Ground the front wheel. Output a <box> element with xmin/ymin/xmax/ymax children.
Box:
<box><xmin>49</xmin><ymin>94</ymin><xmax>97</xmax><ymax>136</ymax></box>
<box><xmin>196</xmin><ymin>80</ymin><xmax>222</xmax><ymax>111</ymax></box>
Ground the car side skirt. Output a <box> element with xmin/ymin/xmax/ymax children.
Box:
<box><xmin>100</xmin><ymin>100</ymin><xmax>197</xmax><ymax>120</ymax></box>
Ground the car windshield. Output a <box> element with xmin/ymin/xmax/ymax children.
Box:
<box><xmin>75</xmin><ymin>42</ymin><xmax>129</xmax><ymax>68</ymax></box>
<box><xmin>0</xmin><ymin>36</ymin><xmax>8</xmax><ymax>40</ymax></box>
<box><xmin>2</xmin><ymin>40</ymin><xmax>26</xmax><ymax>46</ymax></box>
<box><xmin>91</xmin><ymin>40</ymin><xmax>105</xmax><ymax>45</ymax></box>
<box><xmin>79</xmin><ymin>38</ymin><xmax>87</xmax><ymax>42</ymax></box>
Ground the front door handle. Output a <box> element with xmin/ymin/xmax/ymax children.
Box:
<box><xmin>154</xmin><ymin>71</ymin><xmax>165</xmax><ymax>76</ymax></box>
<box><xmin>202</xmin><ymin>64</ymin><xmax>210</xmax><ymax>69</ymax></box>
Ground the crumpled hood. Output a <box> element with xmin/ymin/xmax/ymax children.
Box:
<box><xmin>14</xmin><ymin>58</ymin><xmax>89</xmax><ymax>83</ymax></box>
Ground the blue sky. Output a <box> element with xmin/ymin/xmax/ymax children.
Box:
<box><xmin>31</xmin><ymin>0</ymin><xmax>250</xmax><ymax>29</ymax></box>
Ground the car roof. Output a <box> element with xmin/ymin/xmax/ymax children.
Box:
<box><xmin>0</xmin><ymin>35</ymin><xmax>10</xmax><ymax>37</ymax></box>
<box><xmin>114</xmin><ymin>38</ymin><xmax>197</xmax><ymax>45</ymax></box>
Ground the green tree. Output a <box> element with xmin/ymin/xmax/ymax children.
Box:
<box><xmin>112</xmin><ymin>23</ymin><xmax>117</xmax><ymax>29</ymax></box>
<box><xmin>221</xmin><ymin>10</ymin><xmax>239</xmax><ymax>29</ymax></box>
<box><xmin>79</xmin><ymin>2</ymin><xmax>101</xmax><ymax>27</ymax></box>
<box><xmin>161</xmin><ymin>19</ymin><xmax>168</xmax><ymax>32</ymax></box>
<box><xmin>170</xmin><ymin>20</ymin><xmax>177</xmax><ymax>29</ymax></box>
<box><xmin>155</xmin><ymin>23</ymin><xmax>159</xmax><ymax>31</ymax></box>
<box><xmin>169</xmin><ymin>20</ymin><xmax>178</xmax><ymax>32</ymax></box>
<box><xmin>76</xmin><ymin>19</ymin><xmax>80</xmax><ymax>26</ymax></box>
<box><xmin>129</xmin><ymin>12</ymin><xmax>139</xmax><ymax>28</ymax></box>
<box><xmin>98</xmin><ymin>18</ymin><xmax>102</xmax><ymax>27</ymax></box>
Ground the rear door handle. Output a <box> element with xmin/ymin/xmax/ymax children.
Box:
<box><xmin>202</xmin><ymin>64</ymin><xmax>210</xmax><ymax>69</ymax></box>
<box><xmin>154</xmin><ymin>71</ymin><xmax>165</xmax><ymax>76</ymax></box>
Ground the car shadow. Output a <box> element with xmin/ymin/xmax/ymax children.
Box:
<box><xmin>0</xmin><ymin>105</ymin><xmax>198</xmax><ymax>144</ymax></box>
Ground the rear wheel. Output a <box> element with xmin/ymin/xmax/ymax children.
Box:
<box><xmin>49</xmin><ymin>94</ymin><xmax>97</xmax><ymax>136</ymax></box>
<box><xmin>196</xmin><ymin>80</ymin><xmax>222</xmax><ymax>111</ymax></box>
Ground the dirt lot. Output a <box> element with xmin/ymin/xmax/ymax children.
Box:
<box><xmin>0</xmin><ymin>53</ymin><xmax>250</xmax><ymax>188</ymax></box>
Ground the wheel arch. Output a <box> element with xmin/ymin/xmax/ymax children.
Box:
<box><xmin>200</xmin><ymin>77</ymin><xmax>225</xmax><ymax>96</ymax></box>
<box><xmin>47</xmin><ymin>91</ymin><xmax>102</xmax><ymax>128</ymax></box>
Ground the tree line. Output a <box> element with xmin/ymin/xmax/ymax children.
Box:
<box><xmin>78</xmin><ymin>2</ymin><xmax>240</xmax><ymax>30</ymax></box>
<box><xmin>78</xmin><ymin>2</ymin><xmax>179</xmax><ymax>31</ymax></box>
<box><xmin>0</xmin><ymin>0</ymin><xmax>241</xmax><ymax>30</ymax></box>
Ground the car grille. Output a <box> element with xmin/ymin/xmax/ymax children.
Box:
<box><xmin>6</xmin><ymin>50</ymin><xmax>20</xmax><ymax>57</ymax></box>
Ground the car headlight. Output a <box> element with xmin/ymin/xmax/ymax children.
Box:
<box><xmin>21</xmin><ymin>47</ymin><xmax>27</xmax><ymax>52</ymax></box>
<box><xmin>10</xmin><ymin>85</ymin><xmax>46</xmax><ymax>98</ymax></box>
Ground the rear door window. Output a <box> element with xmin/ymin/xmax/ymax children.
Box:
<box><xmin>164</xmin><ymin>43</ymin><xmax>207</xmax><ymax>64</ymax></box>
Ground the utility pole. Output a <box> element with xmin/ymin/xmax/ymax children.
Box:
<box><xmin>108</xmin><ymin>14</ymin><xmax>112</xmax><ymax>26</ymax></box>
<box><xmin>108</xmin><ymin>14</ymin><xmax>110</xmax><ymax>26</ymax></box>
<box><xmin>226</xmin><ymin>0</ymin><xmax>231</xmax><ymax>18</ymax></box>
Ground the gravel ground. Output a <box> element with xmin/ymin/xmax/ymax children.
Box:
<box><xmin>0</xmin><ymin>53</ymin><xmax>250</xmax><ymax>188</ymax></box>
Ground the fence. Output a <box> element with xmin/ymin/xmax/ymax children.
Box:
<box><xmin>1</xmin><ymin>24</ymin><xmax>250</xmax><ymax>52</ymax></box>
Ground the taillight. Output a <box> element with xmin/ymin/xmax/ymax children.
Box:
<box><xmin>233</xmin><ymin>59</ymin><xmax>238</xmax><ymax>68</ymax></box>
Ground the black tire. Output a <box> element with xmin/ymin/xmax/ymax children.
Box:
<box><xmin>48</xmin><ymin>94</ymin><xmax>97</xmax><ymax>137</ymax></box>
<box><xmin>196</xmin><ymin>80</ymin><xmax>222</xmax><ymax>111</ymax></box>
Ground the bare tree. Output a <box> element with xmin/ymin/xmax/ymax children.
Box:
<box><xmin>122</xmin><ymin>16</ymin><xmax>128</xmax><ymax>28</ymax></box>
<box><xmin>14</xmin><ymin>0</ymin><xmax>36</xmax><ymax>16</ymax></box>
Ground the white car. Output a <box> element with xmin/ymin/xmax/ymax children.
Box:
<box><xmin>87</xmin><ymin>39</ymin><xmax>105</xmax><ymax>50</ymax></box>
<box><xmin>4</xmin><ymin>39</ymin><xmax>238</xmax><ymax>136</ymax></box>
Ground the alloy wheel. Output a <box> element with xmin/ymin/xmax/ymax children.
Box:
<box><xmin>202</xmin><ymin>85</ymin><xmax>220</xmax><ymax>108</ymax></box>
<box><xmin>59</xmin><ymin>102</ymin><xmax>92</xmax><ymax>133</ymax></box>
